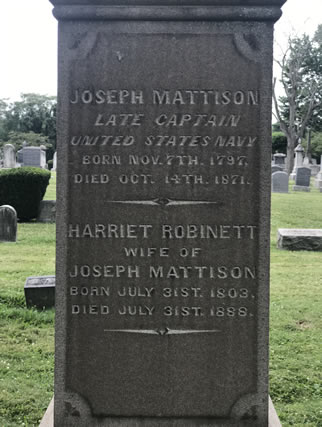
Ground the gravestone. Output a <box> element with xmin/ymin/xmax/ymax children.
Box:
<box><xmin>37</xmin><ymin>200</ymin><xmax>56</xmax><ymax>223</ymax></box>
<box><xmin>272</xmin><ymin>171</ymin><xmax>288</xmax><ymax>193</ymax></box>
<box><xmin>0</xmin><ymin>205</ymin><xmax>17</xmax><ymax>242</ymax></box>
<box><xmin>3</xmin><ymin>144</ymin><xmax>16</xmax><ymax>168</ymax></box>
<box><xmin>23</xmin><ymin>147</ymin><xmax>46</xmax><ymax>168</ymax></box>
<box><xmin>277</xmin><ymin>229</ymin><xmax>322</xmax><ymax>251</ymax></box>
<box><xmin>290</xmin><ymin>143</ymin><xmax>304</xmax><ymax>180</ymax></box>
<box><xmin>271</xmin><ymin>165</ymin><xmax>283</xmax><ymax>174</ymax></box>
<box><xmin>49</xmin><ymin>0</ymin><xmax>285</xmax><ymax>425</ymax></box>
<box><xmin>293</xmin><ymin>167</ymin><xmax>311</xmax><ymax>192</ymax></box>
<box><xmin>273</xmin><ymin>153</ymin><xmax>285</xmax><ymax>166</ymax></box>
<box><xmin>17</xmin><ymin>149</ymin><xmax>24</xmax><ymax>165</ymax></box>
<box><xmin>24</xmin><ymin>275</ymin><xmax>55</xmax><ymax>309</ymax></box>
<box><xmin>52</xmin><ymin>152</ymin><xmax>57</xmax><ymax>171</ymax></box>
<box><xmin>314</xmin><ymin>156</ymin><xmax>322</xmax><ymax>188</ymax></box>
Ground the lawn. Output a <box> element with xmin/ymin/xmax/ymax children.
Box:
<box><xmin>0</xmin><ymin>176</ymin><xmax>321</xmax><ymax>426</ymax></box>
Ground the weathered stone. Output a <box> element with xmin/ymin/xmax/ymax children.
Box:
<box><xmin>290</xmin><ymin>143</ymin><xmax>304</xmax><ymax>180</ymax></box>
<box><xmin>277</xmin><ymin>229</ymin><xmax>322</xmax><ymax>251</ymax></box>
<box><xmin>314</xmin><ymin>156</ymin><xmax>322</xmax><ymax>187</ymax></box>
<box><xmin>3</xmin><ymin>144</ymin><xmax>16</xmax><ymax>168</ymax></box>
<box><xmin>37</xmin><ymin>200</ymin><xmax>56</xmax><ymax>223</ymax></box>
<box><xmin>23</xmin><ymin>147</ymin><xmax>47</xmax><ymax>168</ymax></box>
<box><xmin>293</xmin><ymin>167</ymin><xmax>311</xmax><ymax>191</ymax></box>
<box><xmin>273</xmin><ymin>153</ymin><xmax>285</xmax><ymax>166</ymax></box>
<box><xmin>49</xmin><ymin>0</ymin><xmax>285</xmax><ymax>425</ymax></box>
<box><xmin>272</xmin><ymin>171</ymin><xmax>288</xmax><ymax>193</ymax></box>
<box><xmin>24</xmin><ymin>275</ymin><xmax>55</xmax><ymax>309</ymax></box>
<box><xmin>271</xmin><ymin>165</ymin><xmax>283</xmax><ymax>174</ymax></box>
<box><xmin>52</xmin><ymin>152</ymin><xmax>57</xmax><ymax>171</ymax></box>
<box><xmin>0</xmin><ymin>205</ymin><xmax>17</xmax><ymax>242</ymax></box>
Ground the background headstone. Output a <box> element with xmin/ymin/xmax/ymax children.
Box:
<box><xmin>273</xmin><ymin>153</ymin><xmax>286</xmax><ymax>166</ymax></box>
<box><xmin>277</xmin><ymin>229</ymin><xmax>322</xmax><ymax>251</ymax></box>
<box><xmin>50</xmin><ymin>0</ymin><xmax>285</xmax><ymax>425</ymax></box>
<box><xmin>37</xmin><ymin>200</ymin><xmax>56</xmax><ymax>223</ymax></box>
<box><xmin>3</xmin><ymin>144</ymin><xmax>16</xmax><ymax>168</ymax></box>
<box><xmin>24</xmin><ymin>275</ymin><xmax>55</xmax><ymax>309</ymax></box>
<box><xmin>22</xmin><ymin>147</ymin><xmax>46</xmax><ymax>168</ymax></box>
<box><xmin>272</xmin><ymin>171</ymin><xmax>289</xmax><ymax>193</ymax></box>
<box><xmin>271</xmin><ymin>165</ymin><xmax>283</xmax><ymax>174</ymax></box>
<box><xmin>290</xmin><ymin>143</ymin><xmax>304</xmax><ymax>180</ymax></box>
<box><xmin>52</xmin><ymin>152</ymin><xmax>57</xmax><ymax>171</ymax></box>
<box><xmin>314</xmin><ymin>156</ymin><xmax>322</xmax><ymax>188</ymax></box>
<box><xmin>293</xmin><ymin>167</ymin><xmax>311</xmax><ymax>192</ymax></box>
<box><xmin>17</xmin><ymin>149</ymin><xmax>24</xmax><ymax>165</ymax></box>
<box><xmin>0</xmin><ymin>205</ymin><xmax>17</xmax><ymax>242</ymax></box>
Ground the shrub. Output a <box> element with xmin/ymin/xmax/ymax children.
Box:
<box><xmin>0</xmin><ymin>167</ymin><xmax>51</xmax><ymax>221</ymax></box>
<box><xmin>47</xmin><ymin>160</ymin><xmax>53</xmax><ymax>170</ymax></box>
<box><xmin>272</xmin><ymin>132</ymin><xmax>287</xmax><ymax>154</ymax></box>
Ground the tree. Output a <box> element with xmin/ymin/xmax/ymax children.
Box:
<box><xmin>0</xmin><ymin>94</ymin><xmax>56</xmax><ymax>161</ymax></box>
<box><xmin>273</xmin><ymin>30</ymin><xmax>322</xmax><ymax>173</ymax></box>
<box><xmin>302</xmin><ymin>132</ymin><xmax>322</xmax><ymax>161</ymax></box>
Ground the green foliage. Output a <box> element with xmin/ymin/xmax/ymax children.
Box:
<box><xmin>272</xmin><ymin>131</ymin><xmax>287</xmax><ymax>154</ymax></box>
<box><xmin>4</xmin><ymin>131</ymin><xmax>49</xmax><ymax>151</ymax></box>
<box><xmin>0</xmin><ymin>223</ymin><xmax>55</xmax><ymax>426</ymax></box>
<box><xmin>0</xmin><ymin>167</ymin><xmax>51</xmax><ymax>221</ymax></box>
<box><xmin>277</xmin><ymin>31</ymin><xmax>322</xmax><ymax>133</ymax></box>
<box><xmin>47</xmin><ymin>159</ymin><xmax>53</xmax><ymax>170</ymax></box>
<box><xmin>311</xmin><ymin>132</ymin><xmax>322</xmax><ymax>159</ymax></box>
<box><xmin>0</xmin><ymin>94</ymin><xmax>56</xmax><ymax>161</ymax></box>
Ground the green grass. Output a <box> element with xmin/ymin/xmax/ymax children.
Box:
<box><xmin>43</xmin><ymin>172</ymin><xmax>56</xmax><ymax>200</ymax></box>
<box><xmin>270</xmin><ymin>189</ymin><xmax>322</xmax><ymax>426</ymax></box>
<box><xmin>0</xmin><ymin>224</ymin><xmax>55</xmax><ymax>426</ymax></box>
<box><xmin>0</xmin><ymin>177</ymin><xmax>321</xmax><ymax>426</ymax></box>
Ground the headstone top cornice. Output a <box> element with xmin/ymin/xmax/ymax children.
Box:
<box><xmin>50</xmin><ymin>0</ymin><xmax>286</xmax><ymax>21</ymax></box>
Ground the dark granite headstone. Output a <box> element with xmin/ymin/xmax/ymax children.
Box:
<box><xmin>272</xmin><ymin>171</ymin><xmax>288</xmax><ymax>193</ymax></box>
<box><xmin>50</xmin><ymin>0</ymin><xmax>285</xmax><ymax>425</ymax></box>
<box><xmin>24</xmin><ymin>275</ymin><xmax>55</xmax><ymax>309</ymax></box>
<box><xmin>0</xmin><ymin>205</ymin><xmax>17</xmax><ymax>242</ymax></box>
<box><xmin>277</xmin><ymin>229</ymin><xmax>322</xmax><ymax>251</ymax></box>
<box><xmin>294</xmin><ymin>166</ymin><xmax>311</xmax><ymax>191</ymax></box>
<box><xmin>17</xmin><ymin>149</ymin><xmax>23</xmax><ymax>165</ymax></box>
<box><xmin>273</xmin><ymin>153</ymin><xmax>286</xmax><ymax>165</ymax></box>
<box><xmin>23</xmin><ymin>147</ymin><xmax>46</xmax><ymax>168</ymax></box>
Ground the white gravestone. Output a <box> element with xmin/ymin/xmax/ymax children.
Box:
<box><xmin>290</xmin><ymin>143</ymin><xmax>304</xmax><ymax>180</ymax></box>
<box><xmin>314</xmin><ymin>155</ymin><xmax>322</xmax><ymax>189</ymax></box>
<box><xmin>3</xmin><ymin>144</ymin><xmax>16</xmax><ymax>168</ymax></box>
<box><xmin>52</xmin><ymin>152</ymin><xmax>57</xmax><ymax>171</ymax></box>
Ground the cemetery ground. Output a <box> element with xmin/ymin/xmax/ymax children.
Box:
<box><xmin>0</xmin><ymin>175</ymin><xmax>321</xmax><ymax>427</ymax></box>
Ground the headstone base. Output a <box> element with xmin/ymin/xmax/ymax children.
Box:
<box><xmin>314</xmin><ymin>179</ymin><xmax>322</xmax><ymax>188</ymax></box>
<box><xmin>39</xmin><ymin>396</ymin><xmax>282</xmax><ymax>427</ymax></box>
<box><xmin>293</xmin><ymin>185</ymin><xmax>310</xmax><ymax>192</ymax></box>
<box><xmin>277</xmin><ymin>229</ymin><xmax>322</xmax><ymax>251</ymax></box>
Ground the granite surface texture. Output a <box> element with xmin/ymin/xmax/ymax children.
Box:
<box><xmin>272</xmin><ymin>171</ymin><xmax>288</xmax><ymax>193</ymax></box>
<box><xmin>277</xmin><ymin>229</ymin><xmax>322</xmax><ymax>251</ymax></box>
<box><xmin>24</xmin><ymin>275</ymin><xmax>55</xmax><ymax>309</ymax></box>
<box><xmin>50</xmin><ymin>1</ymin><xmax>285</xmax><ymax>425</ymax></box>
